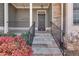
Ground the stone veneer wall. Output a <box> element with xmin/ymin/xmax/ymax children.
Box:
<box><xmin>51</xmin><ymin>3</ymin><xmax>61</xmax><ymax>45</ymax></box>
<box><xmin>52</xmin><ymin>3</ymin><xmax>61</xmax><ymax>28</ymax></box>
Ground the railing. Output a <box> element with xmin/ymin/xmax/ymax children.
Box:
<box><xmin>28</xmin><ymin>22</ymin><xmax>35</xmax><ymax>46</ymax></box>
<box><xmin>50</xmin><ymin>21</ymin><xmax>65</xmax><ymax>55</ymax></box>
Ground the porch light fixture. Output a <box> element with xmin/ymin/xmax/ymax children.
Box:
<box><xmin>40</xmin><ymin>4</ymin><xmax>44</xmax><ymax>9</ymax></box>
<box><xmin>23</xmin><ymin>4</ymin><xmax>26</xmax><ymax>8</ymax></box>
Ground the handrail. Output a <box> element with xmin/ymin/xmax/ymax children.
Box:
<box><xmin>50</xmin><ymin>21</ymin><xmax>64</xmax><ymax>34</ymax></box>
<box><xmin>50</xmin><ymin>21</ymin><xmax>65</xmax><ymax>55</ymax></box>
<box><xmin>28</xmin><ymin>22</ymin><xmax>35</xmax><ymax>46</ymax></box>
<box><xmin>29</xmin><ymin>22</ymin><xmax>35</xmax><ymax>34</ymax></box>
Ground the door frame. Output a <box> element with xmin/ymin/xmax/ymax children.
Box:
<box><xmin>37</xmin><ymin>10</ymin><xmax>47</xmax><ymax>31</ymax></box>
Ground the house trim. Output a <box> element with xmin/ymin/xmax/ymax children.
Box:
<box><xmin>66</xmin><ymin>3</ymin><xmax>73</xmax><ymax>34</ymax></box>
<box><xmin>0</xmin><ymin>26</ymin><xmax>51</xmax><ymax>32</ymax></box>
<box><xmin>12</xmin><ymin>3</ymin><xmax>50</xmax><ymax>9</ymax></box>
<box><xmin>4</xmin><ymin>3</ymin><xmax>8</xmax><ymax>33</ymax></box>
<box><xmin>30</xmin><ymin>3</ymin><xmax>32</xmax><ymax>27</ymax></box>
<box><xmin>61</xmin><ymin>3</ymin><xmax>64</xmax><ymax>31</ymax></box>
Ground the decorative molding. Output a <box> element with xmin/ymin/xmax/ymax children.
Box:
<box><xmin>37</xmin><ymin>10</ymin><xmax>47</xmax><ymax>31</ymax></box>
<box><xmin>0</xmin><ymin>26</ymin><xmax>51</xmax><ymax>30</ymax></box>
<box><xmin>0</xmin><ymin>26</ymin><xmax>29</xmax><ymax>30</ymax></box>
<box><xmin>11</xmin><ymin>3</ymin><xmax>50</xmax><ymax>9</ymax></box>
<box><xmin>30</xmin><ymin>3</ymin><xmax>32</xmax><ymax>27</ymax></box>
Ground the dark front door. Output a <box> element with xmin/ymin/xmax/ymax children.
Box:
<box><xmin>38</xmin><ymin>14</ymin><xmax>45</xmax><ymax>31</ymax></box>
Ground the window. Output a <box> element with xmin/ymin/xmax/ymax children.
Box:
<box><xmin>73</xmin><ymin>3</ymin><xmax>79</xmax><ymax>24</ymax></box>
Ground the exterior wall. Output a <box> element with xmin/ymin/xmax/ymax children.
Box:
<box><xmin>32</xmin><ymin>9</ymin><xmax>37</xmax><ymax>27</ymax></box>
<box><xmin>64</xmin><ymin>4</ymin><xmax>79</xmax><ymax>53</ymax></box>
<box><xmin>8</xmin><ymin>3</ymin><xmax>16</xmax><ymax>27</ymax></box>
<box><xmin>8</xmin><ymin>4</ymin><xmax>30</xmax><ymax>28</ymax></box>
<box><xmin>71</xmin><ymin>4</ymin><xmax>79</xmax><ymax>34</ymax></box>
<box><xmin>16</xmin><ymin>9</ymin><xmax>30</xmax><ymax>27</ymax></box>
<box><xmin>0</xmin><ymin>3</ymin><xmax>4</xmax><ymax>26</ymax></box>
<box><xmin>47</xmin><ymin>4</ymin><xmax>52</xmax><ymax>27</ymax></box>
<box><xmin>0</xmin><ymin>3</ymin><xmax>4</xmax><ymax>33</ymax></box>
<box><xmin>51</xmin><ymin>4</ymin><xmax>62</xmax><ymax>45</ymax></box>
<box><xmin>0</xmin><ymin>3</ymin><xmax>52</xmax><ymax>33</ymax></box>
<box><xmin>8</xmin><ymin>4</ymin><xmax>17</xmax><ymax>33</ymax></box>
<box><xmin>52</xmin><ymin>3</ymin><xmax>61</xmax><ymax>28</ymax></box>
<box><xmin>8</xmin><ymin>4</ymin><xmax>30</xmax><ymax>33</ymax></box>
<box><xmin>65</xmin><ymin>3</ymin><xmax>79</xmax><ymax>37</ymax></box>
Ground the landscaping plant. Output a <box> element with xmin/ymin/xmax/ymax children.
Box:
<box><xmin>0</xmin><ymin>35</ymin><xmax>33</xmax><ymax>56</ymax></box>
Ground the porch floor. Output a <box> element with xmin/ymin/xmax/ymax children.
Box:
<box><xmin>32</xmin><ymin>32</ymin><xmax>62</xmax><ymax>56</ymax></box>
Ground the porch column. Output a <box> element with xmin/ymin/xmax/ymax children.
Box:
<box><xmin>4</xmin><ymin>3</ymin><xmax>8</xmax><ymax>33</ymax></box>
<box><xmin>30</xmin><ymin>3</ymin><xmax>32</xmax><ymax>27</ymax></box>
<box><xmin>61</xmin><ymin>3</ymin><xmax>63</xmax><ymax>30</ymax></box>
<box><xmin>66</xmin><ymin>4</ymin><xmax>73</xmax><ymax>35</ymax></box>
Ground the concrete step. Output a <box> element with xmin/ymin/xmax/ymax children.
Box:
<box><xmin>34</xmin><ymin>37</ymin><xmax>54</xmax><ymax>40</ymax></box>
<box><xmin>32</xmin><ymin>48</ymin><xmax>62</xmax><ymax>56</ymax></box>
<box><xmin>32</xmin><ymin>32</ymin><xmax>62</xmax><ymax>56</ymax></box>
<box><xmin>35</xmin><ymin>34</ymin><xmax>52</xmax><ymax>37</ymax></box>
<box><xmin>32</xmin><ymin>43</ymin><xmax>58</xmax><ymax>48</ymax></box>
<box><xmin>33</xmin><ymin>40</ymin><xmax>57</xmax><ymax>45</ymax></box>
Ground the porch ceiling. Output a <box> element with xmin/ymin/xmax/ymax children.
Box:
<box><xmin>12</xmin><ymin>3</ymin><xmax>50</xmax><ymax>9</ymax></box>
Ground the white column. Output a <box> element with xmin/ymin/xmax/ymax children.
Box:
<box><xmin>61</xmin><ymin>3</ymin><xmax>63</xmax><ymax>30</ymax></box>
<box><xmin>30</xmin><ymin>3</ymin><xmax>32</xmax><ymax>27</ymax></box>
<box><xmin>4</xmin><ymin>3</ymin><xmax>8</xmax><ymax>33</ymax></box>
<box><xmin>66</xmin><ymin>4</ymin><xmax>73</xmax><ymax>35</ymax></box>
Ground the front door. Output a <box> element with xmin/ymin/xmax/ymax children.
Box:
<box><xmin>38</xmin><ymin>14</ymin><xmax>45</xmax><ymax>31</ymax></box>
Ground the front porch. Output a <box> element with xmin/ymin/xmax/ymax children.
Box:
<box><xmin>0</xmin><ymin>3</ymin><xmax>64</xmax><ymax>56</ymax></box>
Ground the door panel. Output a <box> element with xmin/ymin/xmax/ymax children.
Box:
<box><xmin>38</xmin><ymin>14</ymin><xmax>45</xmax><ymax>31</ymax></box>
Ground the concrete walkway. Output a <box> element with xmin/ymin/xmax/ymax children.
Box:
<box><xmin>32</xmin><ymin>32</ymin><xmax>62</xmax><ymax>56</ymax></box>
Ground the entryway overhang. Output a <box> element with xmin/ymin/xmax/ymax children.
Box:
<box><xmin>12</xmin><ymin>3</ymin><xmax>50</xmax><ymax>9</ymax></box>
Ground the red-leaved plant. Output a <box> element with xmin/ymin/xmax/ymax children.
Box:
<box><xmin>0</xmin><ymin>36</ymin><xmax>32</xmax><ymax>56</ymax></box>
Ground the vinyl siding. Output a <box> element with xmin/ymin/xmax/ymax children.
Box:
<box><xmin>16</xmin><ymin>9</ymin><xmax>30</xmax><ymax>27</ymax></box>
<box><xmin>8</xmin><ymin>3</ymin><xmax>16</xmax><ymax>27</ymax></box>
<box><xmin>0</xmin><ymin>3</ymin><xmax>4</xmax><ymax>26</ymax></box>
<box><xmin>0</xmin><ymin>3</ymin><xmax>4</xmax><ymax>33</ymax></box>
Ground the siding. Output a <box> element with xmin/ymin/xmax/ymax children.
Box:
<box><xmin>16</xmin><ymin>9</ymin><xmax>30</xmax><ymax>27</ymax></box>
<box><xmin>8</xmin><ymin>4</ymin><xmax>30</xmax><ymax>27</ymax></box>
<box><xmin>0</xmin><ymin>3</ymin><xmax>4</xmax><ymax>33</ymax></box>
<box><xmin>8</xmin><ymin>4</ymin><xmax>30</xmax><ymax>33</ymax></box>
<box><xmin>8</xmin><ymin>3</ymin><xmax>16</xmax><ymax>27</ymax></box>
<box><xmin>0</xmin><ymin>3</ymin><xmax>4</xmax><ymax>26</ymax></box>
<box><xmin>32</xmin><ymin>9</ymin><xmax>37</xmax><ymax>27</ymax></box>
